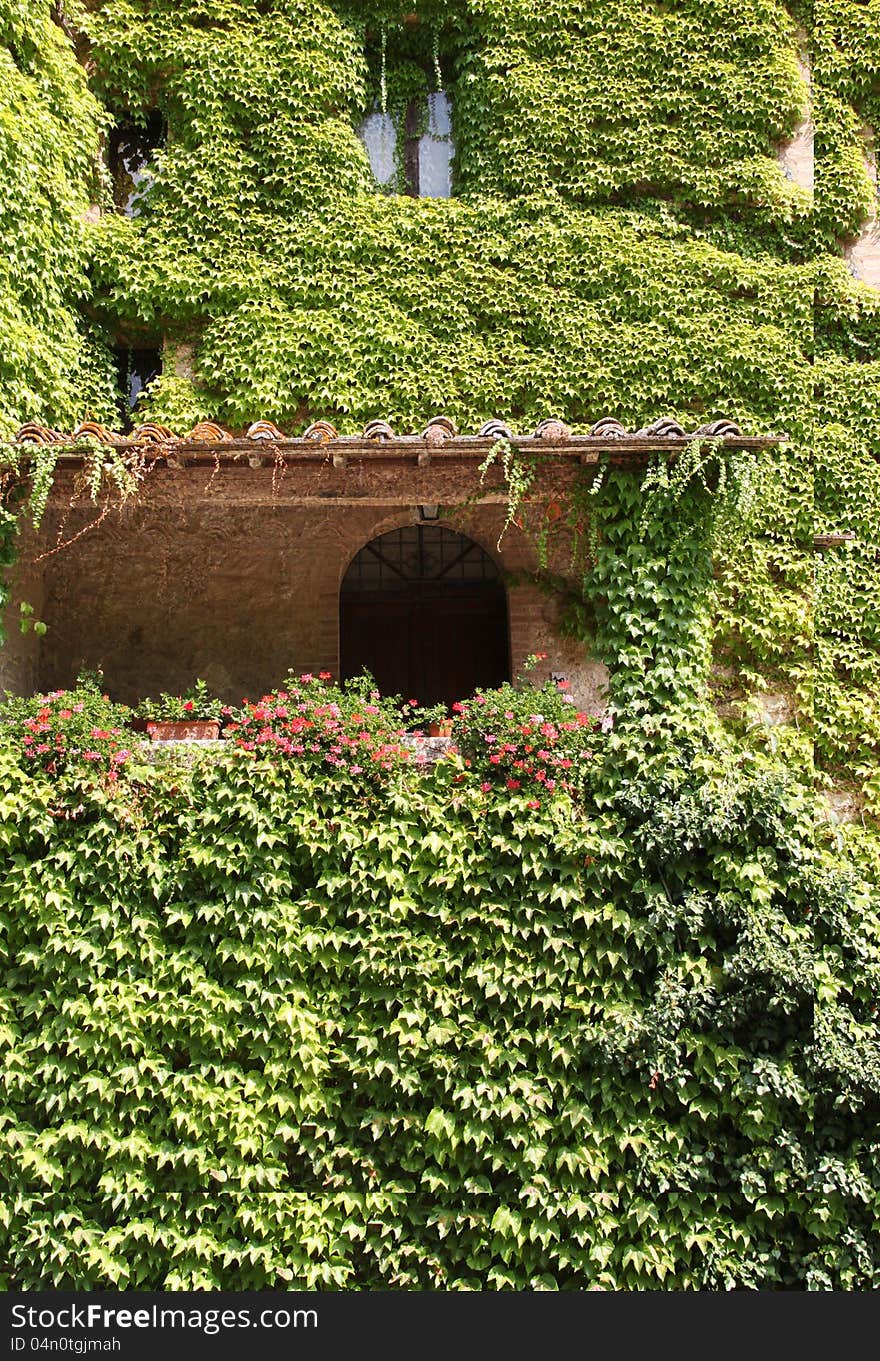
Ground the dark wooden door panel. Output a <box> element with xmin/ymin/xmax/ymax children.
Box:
<box><xmin>340</xmin><ymin>588</ymin><xmax>508</xmax><ymax>709</ymax></box>
<box><xmin>340</xmin><ymin>598</ymin><xmax>412</xmax><ymax>699</ymax></box>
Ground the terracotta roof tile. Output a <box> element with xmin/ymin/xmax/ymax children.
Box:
<box><xmin>7</xmin><ymin>414</ymin><xmax>778</xmax><ymax>448</ymax></box>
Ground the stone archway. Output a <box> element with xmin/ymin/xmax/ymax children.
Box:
<box><xmin>339</xmin><ymin>524</ymin><xmax>509</xmax><ymax>709</ymax></box>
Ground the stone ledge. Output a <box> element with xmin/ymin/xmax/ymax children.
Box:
<box><xmin>133</xmin><ymin>734</ymin><xmax>456</xmax><ymax>765</ymax></box>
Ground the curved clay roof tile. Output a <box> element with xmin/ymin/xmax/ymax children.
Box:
<box><xmin>131</xmin><ymin>423</ymin><xmax>178</xmax><ymax>443</ymax></box>
<box><xmin>303</xmin><ymin>420</ymin><xmax>338</xmax><ymax>443</ymax></box>
<box><xmin>245</xmin><ymin>420</ymin><xmax>285</xmax><ymax>442</ymax></box>
<box><xmin>73</xmin><ymin>421</ymin><xmax>115</xmax><ymax>444</ymax></box>
<box><xmin>479</xmin><ymin>419</ymin><xmax>513</xmax><ymax>440</ymax></box>
<box><xmin>638</xmin><ymin>417</ymin><xmax>686</xmax><ymax>438</ymax></box>
<box><xmin>422</xmin><ymin>416</ymin><xmax>458</xmax><ymax>441</ymax></box>
<box><xmin>185</xmin><ymin>421</ymin><xmax>233</xmax><ymax>443</ymax></box>
<box><xmin>696</xmin><ymin>419</ymin><xmax>742</xmax><ymax>437</ymax></box>
<box><xmin>363</xmin><ymin>419</ymin><xmax>396</xmax><ymax>441</ymax></box>
<box><xmin>14</xmin><ymin>423</ymin><xmax>65</xmax><ymax>445</ymax></box>
<box><xmin>589</xmin><ymin>417</ymin><xmax>626</xmax><ymax>438</ymax></box>
<box><xmin>535</xmin><ymin>418</ymin><xmax>572</xmax><ymax>442</ymax></box>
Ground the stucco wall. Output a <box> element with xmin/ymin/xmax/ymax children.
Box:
<box><xmin>777</xmin><ymin>37</ymin><xmax>813</xmax><ymax>194</ymax></box>
<box><xmin>845</xmin><ymin>127</ymin><xmax>880</xmax><ymax>289</ymax></box>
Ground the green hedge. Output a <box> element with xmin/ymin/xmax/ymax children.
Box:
<box><xmin>0</xmin><ymin>685</ymin><xmax>877</xmax><ymax>1289</ymax></box>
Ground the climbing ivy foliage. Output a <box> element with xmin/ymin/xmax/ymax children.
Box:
<box><xmin>1</xmin><ymin>0</ymin><xmax>880</xmax><ymax>1292</ymax></box>
<box><xmin>0</xmin><ymin>1</ymin><xmax>118</xmax><ymax>439</ymax></box>
<box><xmin>812</xmin><ymin>0</ymin><xmax>880</xmax><ymax>243</ymax></box>
<box><xmin>77</xmin><ymin>0</ymin><xmax>817</xmax><ymax>436</ymax></box>
<box><xmin>0</xmin><ymin>681</ymin><xmax>878</xmax><ymax>1290</ymax></box>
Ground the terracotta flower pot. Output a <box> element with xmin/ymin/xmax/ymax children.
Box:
<box><xmin>147</xmin><ymin>719</ymin><xmax>220</xmax><ymax>742</ymax></box>
<box><xmin>428</xmin><ymin>719</ymin><xmax>454</xmax><ymax>737</ymax></box>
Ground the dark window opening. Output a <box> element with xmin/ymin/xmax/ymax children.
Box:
<box><xmin>107</xmin><ymin>112</ymin><xmax>166</xmax><ymax>217</ymax></box>
<box><xmin>112</xmin><ymin>346</ymin><xmax>162</xmax><ymax>428</ymax></box>
<box><xmin>340</xmin><ymin>526</ymin><xmax>509</xmax><ymax>710</ymax></box>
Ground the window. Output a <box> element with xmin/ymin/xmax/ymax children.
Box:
<box><xmin>359</xmin><ymin>90</ymin><xmax>453</xmax><ymax>198</ymax></box>
<box><xmin>358</xmin><ymin>20</ymin><xmax>454</xmax><ymax>198</ymax></box>
<box><xmin>418</xmin><ymin>92</ymin><xmax>453</xmax><ymax>198</ymax></box>
<box><xmin>343</xmin><ymin>526</ymin><xmax>500</xmax><ymax>592</ymax></box>
<box><xmin>107</xmin><ymin>112</ymin><xmax>166</xmax><ymax>217</ymax></box>
<box><xmin>113</xmin><ymin>347</ymin><xmax>162</xmax><ymax>426</ymax></box>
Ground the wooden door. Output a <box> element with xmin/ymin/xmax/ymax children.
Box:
<box><xmin>340</xmin><ymin>527</ymin><xmax>510</xmax><ymax>709</ymax></box>
<box><xmin>340</xmin><ymin>587</ymin><xmax>508</xmax><ymax>709</ymax></box>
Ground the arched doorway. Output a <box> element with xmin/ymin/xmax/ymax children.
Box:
<box><xmin>340</xmin><ymin>525</ymin><xmax>509</xmax><ymax>709</ymax></box>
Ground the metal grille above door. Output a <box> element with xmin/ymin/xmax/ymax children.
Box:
<box><xmin>342</xmin><ymin>526</ymin><xmax>500</xmax><ymax>593</ymax></box>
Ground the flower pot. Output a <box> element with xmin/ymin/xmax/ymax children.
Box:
<box><xmin>428</xmin><ymin>719</ymin><xmax>454</xmax><ymax>738</ymax></box>
<box><xmin>147</xmin><ymin>719</ymin><xmax>220</xmax><ymax>742</ymax></box>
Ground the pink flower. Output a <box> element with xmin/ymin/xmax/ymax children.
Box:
<box><xmin>300</xmin><ymin>673</ymin><xmax>314</xmax><ymax>683</ymax></box>
<box><xmin>183</xmin><ymin>700</ymin><xmax>195</xmax><ymax>712</ymax></box>
<box><xmin>480</xmin><ymin>781</ymin><xmax>492</xmax><ymax>793</ymax></box>
<box><xmin>527</xmin><ymin>799</ymin><xmax>540</xmax><ymax>809</ymax></box>
<box><xmin>506</xmin><ymin>779</ymin><xmax>521</xmax><ymax>790</ymax></box>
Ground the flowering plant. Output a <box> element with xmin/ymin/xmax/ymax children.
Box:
<box><xmin>223</xmin><ymin>670</ymin><xmax>419</xmax><ymax>780</ymax></box>
<box><xmin>398</xmin><ymin>697</ymin><xmax>451</xmax><ymax>732</ymax></box>
<box><xmin>451</xmin><ymin>660</ymin><xmax>600</xmax><ymax>805</ymax></box>
<box><xmin>0</xmin><ymin>673</ymin><xmax>135</xmax><ymax>783</ymax></box>
<box><xmin>136</xmin><ymin>678</ymin><xmax>226</xmax><ymax>723</ymax></box>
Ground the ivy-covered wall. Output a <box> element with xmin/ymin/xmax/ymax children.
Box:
<box><xmin>1</xmin><ymin>660</ymin><xmax>878</xmax><ymax>1291</ymax></box>
<box><xmin>1</xmin><ymin>0</ymin><xmax>880</xmax><ymax>1291</ymax></box>
<box><xmin>0</xmin><ymin>1</ymin><xmax>117</xmax><ymax>431</ymax></box>
<box><xmin>1</xmin><ymin>0</ymin><xmax>877</xmax><ymax>821</ymax></box>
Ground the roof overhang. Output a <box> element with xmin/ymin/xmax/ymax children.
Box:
<box><xmin>2</xmin><ymin>417</ymin><xmax>787</xmax><ymax>508</ymax></box>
